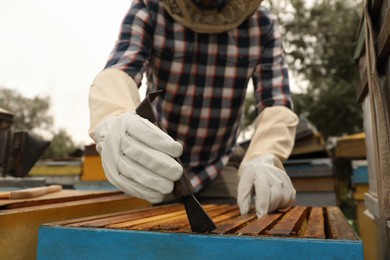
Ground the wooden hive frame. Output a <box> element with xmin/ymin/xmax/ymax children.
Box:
<box><xmin>37</xmin><ymin>204</ymin><xmax>363</xmax><ymax>259</ymax></box>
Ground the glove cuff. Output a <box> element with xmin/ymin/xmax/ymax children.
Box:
<box><xmin>243</xmin><ymin>106</ymin><xmax>299</xmax><ymax>163</ymax></box>
<box><xmin>88</xmin><ymin>68</ymin><xmax>141</xmax><ymax>149</ymax></box>
<box><xmin>90</xmin><ymin>114</ymin><xmax>119</xmax><ymax>154</ymax></box>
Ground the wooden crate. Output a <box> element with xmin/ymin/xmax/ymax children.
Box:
<box><xmin>353</xmin><ymin>188</ymin><xmax>380</xmax><ymax>260</ymax></box>
<box><xmin>29</xmin><ymin>160</ymin><xmax>82</xmax><ymax>187</ymax></box>
<box><xmin>351</xmin><ymin>160</ymin><xmax>379</xmax><ymax>260</ymax></box>
<box><xmin>354</xmin><ymin>0</ymin><xmax>390</xmax><ymax>257</ymax></box>
<box><xmin>335</xmin><ymin>133</ymin><xmax>367</xmax><ymax>159</ymax></box>
<box><xmin>82</xmin><ymin>144</ymin><xmax>106</xmax><ymax>181</ymax></box>
<box><xmin>37</xmin><ymin>204</ymin><xmax>363</xmax><ymax>259</ymax></box>
<box><xmin>0</xmin><ymin>190</ymin><xmax>150</xmax><ymax>260</ymax></box>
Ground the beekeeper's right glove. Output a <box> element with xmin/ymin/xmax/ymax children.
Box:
<box><xmin>89</xmin><ymin>68</ymin><xmax>183</xmax><ymax>203</ymax></box>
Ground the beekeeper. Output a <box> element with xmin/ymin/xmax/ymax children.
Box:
<box><xmin>89</xmin><ymin>0</ymin><xmax>299</xmax><ymax>218</ymax></box>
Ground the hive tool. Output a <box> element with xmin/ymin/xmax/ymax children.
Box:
<box><xmin>135</xmin><ymin>90</ymin><xmax>216</xmax><ymax>233</ymax></box>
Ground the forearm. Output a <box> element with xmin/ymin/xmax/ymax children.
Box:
<box><xmin>89</xmin><ymin>0</ymin><xmax>156</xmax><ymax>141</ymax></box>
<box><xmin>253</xmin><ymin>10</ymin><xmax>292</xmax><ymax>111</ymax></box>
<box><xmin>89</xmin><ymin>68</ymin><xmax>140</xmax><ymax>127</ymax></box>
<box><xmin>243</xmin><ymin>106</ymin><xmax>298</xmax><ymax>163</ymax></box>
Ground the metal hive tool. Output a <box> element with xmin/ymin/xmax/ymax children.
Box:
<box><xmin>135</xmin><ymin>90</ymin><xmax>216</xmax><ymax>233</ymax></box>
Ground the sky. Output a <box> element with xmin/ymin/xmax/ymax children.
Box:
<box><xmin>0</xmin><ymin>0</ymin><xmax>132</xmax><ymax>145</ymax></box>
<box><xmin>0</xmin><ymin>0</ymin><xmax>301</xmax><ymax>145</ymax></box>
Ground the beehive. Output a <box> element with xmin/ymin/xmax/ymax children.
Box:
<box><xmin>37</xmin><ymin>204</ymin><xmax>363</xmax><ymax>259</ymax></box>
<box><xmin>0</xmin><ymin>190</ymin><xmax>150</xmax><ymax>259</ymax></box>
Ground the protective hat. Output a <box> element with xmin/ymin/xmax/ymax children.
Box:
<box><xmin>162</xmin><ymin>0</ymin><xmax>263</xmax><ymax>33</ymax></box>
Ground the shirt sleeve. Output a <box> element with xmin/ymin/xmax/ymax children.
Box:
<box><xmin>252</xmin><ymin>10</ymin><xmax>293</xmax><ymax>112</ymax></box>
<box><xmin>104</xmin><ymin>0</ymin><xmax>157</xmax><ymax>86</ymax></box>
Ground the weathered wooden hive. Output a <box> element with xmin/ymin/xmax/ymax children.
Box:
<box><xmin>37</xmin><ymin>204</ymin><xmax>363</xmax><ymax>259</ymax></box>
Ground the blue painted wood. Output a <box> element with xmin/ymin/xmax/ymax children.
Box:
<box><xmin>352</xmin><ymin>166</ymin><xmax>369</xmax><ymax>184</ymax></box>
<box><xmin>37</xmin><ymin>226</ymin><xmax>363</xmax><ymax>260</ymax></box>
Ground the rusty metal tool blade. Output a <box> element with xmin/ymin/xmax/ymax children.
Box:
<box><xmin>135</xmin><ymin>90</ymin><xmax>216</xmax><ymax>233</ymax></box>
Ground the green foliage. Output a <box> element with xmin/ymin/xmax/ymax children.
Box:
<box><xmin>242</xmin><ymin>94</ymin><xmax>257</xmax><ymax>130</ymax></box>
<box><xmin>0</xmin><ymin>87</ymin><xmax>77</xmax><ymax>159</ymax></box>
<box><xmin>242</xmin><ymin>0</ymin><xmax>364</xmax><ymax>139</ymax></box>
<box><xmin>0</xmin><ymin>87</ymin><xmax>53</xmax><ymax>132</ymax></box>
<box><xmin>41</xmin><ymin>129</ymin><xmax>77</xmax><ymax>159</ymax></box>
<box><xmin>292</xmin><ymin>79</ymin><xmax>363</xmax><ymax>138</ymax></box>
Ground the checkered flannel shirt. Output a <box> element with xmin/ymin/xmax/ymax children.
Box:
<box><xmin>105</xmin><ymin>0</ymin><xmax>293</xmax><ymax>192</ymax></box>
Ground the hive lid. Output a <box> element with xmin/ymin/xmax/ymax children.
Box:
<box><xmin>0</xmin><ymin>107</ymin><xmax>14</xmax><ymax>122</ymax></box>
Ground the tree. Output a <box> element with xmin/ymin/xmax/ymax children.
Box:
<box><xmin>261</xmin><ymin>0</ymin><xmax>363</xmax><ymax>139</ymax></box>
<box><xmin>41</xmin><ymin>129</ymin><xmax>77</xmax><ymax>159</ymax></box>
<box><xmin>0</xmin><ymin>87</ymin><xmax>77</xmax><ymax>159</ymax></box>
<box><xmin>0</xmin><ymin>87</ymin><xmax>53</xmax><ymax>133</ymax></box>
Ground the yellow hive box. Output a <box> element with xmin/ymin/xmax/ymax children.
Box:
<box><xmin>82</xmin><ymin>144</ymin><xmax>106</xmax><ymax>181</ymax></box>
<box><xmin>0</xmin><ymin>190</ymin><xmax>150</xmax><ymax>260</ymax></box>
<box><xmin>30</xmin><ymin>160</ymin><xmax>82</xmax><ymax>176</ymax></box>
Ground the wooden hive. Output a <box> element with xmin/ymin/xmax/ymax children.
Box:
<box><xmin>0</xmin><ymin>190</ymin><xmax>150</xmax><ymax>259</ymax></box>
<box><xmin>354</xmin><ymin>0</ymin><xmax>390</xmax><ymax>257</ymax></box>
<box><xmin>37</xmin><ymin>204</ymin><xmax>363</xmax><ymax>259</ymax></box>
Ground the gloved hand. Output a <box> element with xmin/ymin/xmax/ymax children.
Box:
<box><xmin>89</xmin><ymin>68</ymin><xmax>183</xmax><ymax>203</ymax></box>
<box><xmin>236</xmin><ymin>106</ymin><xmax>299</xmax><ymax>218</ymax></box>
<box><xmin>88</xmin><ymin>68</ymin><xmax>184</xmax><ymax>204</ymax></box>
<box><xmin>237</xmin><ymin>153</ymin><xmax>295</xmax><ymax>218</ymax></box>
<box><xmin>99</xmin><ymin>111</ymin><xmax>184</xmax><ymax>203</ymax></box>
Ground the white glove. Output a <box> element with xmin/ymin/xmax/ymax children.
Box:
<box><xmin>99</xmin><ymin>111</ymin><xmax>184</xmax><ymax>203</ymax></box>
<box><xmin>237</xmin><ymin>153</ymin><xmax>295</xmax><ymax>218</ymax></box>
<box><xmin>89</xmin><ymin>68</ymin><xmax>184</xmax><ymax>203</ymax></box>
<box><xmin>236</xmin><ymin>106</ymin><xmax>299</xmax><ymax>218</ymax></box>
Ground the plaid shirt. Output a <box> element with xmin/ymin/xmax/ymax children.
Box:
<box><xmin>105</xmin><ymin>0</ymin><xmax>292</xmax><ymax>192</ymax></box>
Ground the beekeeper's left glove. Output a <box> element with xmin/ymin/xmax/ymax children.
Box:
<box><xmin>237</xmin><ymin>106</ymin><xmax>299</xmax><ymax>218</ymax></box>
<box><xmin>237</xmin><ymin>153</ymin><xmax>295</xmax><ymax>218</ymax></box>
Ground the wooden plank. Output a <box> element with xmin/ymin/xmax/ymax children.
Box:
<box><xmin>237</xmin><ymin>212</ymin><xmax>283</xmax><ymax>236</ymax></box>
<box><xmin>106</xmin><ymin>203</ymin><xmax>221</xmax><ymax>230</ymax></box>
<box><xmin>74</xmin><ymin>204</ymin><xmax>220</xmax><ymax>229</ymax></box>
<box><xmin>0</xmin><ymin>185</ymin><xmax>62</xmax><ymax>199</ymax></box>
<box><xmin>106</xmin><ymin>208</ymin><xmax>186</xmax><ymax>229</ymax></box>
<box><xmin>1</xmin><ymin>194</ymin><xmax>138</xmax><ymax>216</ymax></box>
<box><xmin>377</xmin><ymin>8</ymin><xmax>390</xmax><ymax>64</ymax></box>
<box><xmin>48</xmin><ymin>210</ymin><xmax>136</xmax><ymax>227</ymax></box>
<box><xmin>130</xmin><ymin>204</ymin><xmax>225</xmax><ymax>231</ymax></box>
<box><xmin>177</xmin><ymin>205</ymin><xmax>240</xmax><ymax>233</ymax></box>
<box><xmin>0</xmin><ymin>190</ymin><xmax>123</xmax><ymax>210</ymax></box>
<box><xmin>149</xmin><ymin>213</ymin><xmax>190</xmax><ymax>231</ymax></box>
<box><xmin>132</xmin><ymin>210</ymin><xmax>188</xmax><ymax>230</ymax></box>
<box><xmin>206</xmin><ymin>204</ymin><xmax>238</xmax><ymax>217</ymax></box>
<box><xmin>303</xmin><ymin>207</ymin><xmax>326</xmax><ymax>239</ymax></box>
<box><xmin>148</xmin><ymin>204</ymin><xmax>224</xmax><ymax>231</ymax></box>
<box><xmin>266</xmin><ymin>206</ymin><xmax>308</xmax><ymax>237</ymax></box>
<box><xmin>326</xmin><ymin>207</ymin><xmax>358</xmax><ymax>240</ymax></box>
<box><xmin>211</xmin><ymin>208</ymin><xmax>241</xmax><ymax>223</ymax></box>
<box><xmin>67</xmin><ymin>204</ymin><xmax>183</xmax><ymax>228</ymax></box>
<box><xmin>212</xmin><ymin>213</ymin><xmax>256</xmax><ymax>235</ymax></box>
